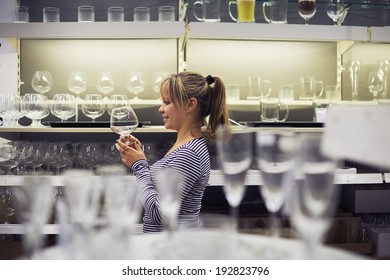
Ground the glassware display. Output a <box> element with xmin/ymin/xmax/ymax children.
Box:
<box><xmin>21</xmin><ymin>93</ymin><xmax>50</xmax><ymax>127</ymax></box>
<box><xmin>368</xmin><ymin>70</ymin><xmax>384</xmax><ymax>100</ymax></box>
<box><xmin>25</xmin><ymin>141</ymin><xmax>47</xmax><ymax>173</ymax></box>
<box><xmin>31</xmin><ymin>71</ymin><xmax>53</xmax><ymax>94</ymax></box>
<box><xmin>326</xmin><ymin>0</ymin><xmax>346</xmax><ymax>25</ymax></box>
<box><xmin>78</xmin><ymin>142</ymin><xmax>104</xmax><ymax>170</ymax></box>
<box><xmin>216</xmin><ymin>126</ymin><xmax>253</xmax><ymax>232</ymax></box>
<box><xmin>44</xmin><ymin>142</ymin><xmax>72</xmax><ymax>175</ymax></box>
<box><xmin>96</xmin><ymin>71</ymin><xmax>115</xmax><ymax>95</ymax></box>
<box><xmin>110</xmin><ymin>106</ymin><xmax>139</xmax><ymax>145</ymax></box>
<box><xmin>290</xmin><ymin>133</ymin><xmax>340</xmax><ymax>259</ymax></box>
<box><xmin>126</xmin><ymin>71</ymin><xmax>146</xmax><ymax>100</ymax></box>
<box><xmin>298</xmin><ymin>0</ymin><xmax>317</xmax><ymax>24</ymax></box>
<box><xmin>107</xmin><ymin>94</ymin><xmax>129</xmax><ymax>115</ymax></box>
<box><xmin>50</xmin><ymin>93</ymin><xmax>77</xmax><ymax>122</ymax></box>
<box><xmin>67</xmin><ymin>71</ymin><xmax>88</xmax><ymax>95</ymax></box>
<box><xmin>81</xmin><ymin>94</ymin><xmax>105</xmax><ymax>122</ymax></box>
<box><xmin>378</xmin><ymin>60</ymin><xmax>390</xmax><ymax>100</ymax></box>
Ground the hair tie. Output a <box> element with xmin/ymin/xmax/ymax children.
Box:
<box><xmin>205</xmin><ymin>75</ymin><xmax>215</xmax><ymax>85</ymax></box>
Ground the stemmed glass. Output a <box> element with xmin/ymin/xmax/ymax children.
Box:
<box><xmin>110</xmin><ymin>106</ymin><xmax>139</xmax><ymax>145</ymax></box>
<box><xmin>96</xmin><ymin>71</ymin><xmax>115</xmax><ymax>95</ymax></box>
<box><xmin>256</xmin><ymin>131</ymin><xmax>296</xmax><ymax>243</ymax></box>
<box><xmin>21</xmin><ymin>93</ymin><xmax>50</xmax><ymax>127</ymax></box>
<box><xmin>67</xmin><ymin>71</ymin><xmax>88</xmax><ymax>95</ymax></box>
<box><xmin>77</xmin><ymin>142</ymin><xmax>104</xmax><ymax>171</ymax></box>
<box><xmin>0</xmin><ymin>188</ymin><xmax>15</xmax><ymax>224</ymax></box>
<box><xmin>289</xmin><ymin>133</ymin><xmax>340</xmax><ymax>259</ymax></box>
<box><xmin>81</xmin><ymin>94</ymin><xmax>105</xmax><ymax>122</ymax></box>
<box><xmin>25</xmin><ymin>141</ymin><xmax>47</xmax><ymax>173</ymax></box>
<box><xmin>0</xmin><ymin>94</ymin><xmax>22</xmax><ymax>127</ymax></box>
<box><xmin>50</xmin><ymin>93</ymin><xmax>77</xmax><ymax>122</ymax></box>
<box><xmin>31</xmin><ymin>70</ymin><xmax>53</xmax><ymax>94</ymax></box>
<box><xmin>326</xmin><ymin>0</ymin><xmax>346</xmax><ymax>25</ymax></box>
<box><xmin>44</xmin><ymin>142</ymin><xmax>73</xmax><ymax>175</ymax></box>
<box><xmin>0</xmin><ymin>142</ymin><xmax>21</xmax><ymax>175</ymax></box>
<box><xmin>13</xmin><ymin>176</ymin><xmax>54</xmax><ymax>259</ymax></box>
<box><xmin>368</xmin><ymin>70</ymin><xmax>384</xmax><ymax>101</ymax></box>
<box><xmin>152</xmin><ymin>71</ymin><xmax>170</xmax><ymax>95</ymax></box>
<box><xmin>298</xmin><ymin>0</ymin><xmax>317</xmax><ymax>25</ymax></box>
<box><xmin>216</xmin><ymin>126</ymin><xmax>253</xmax><ymax>232</ymax></box>
<box><xmin>126</xmin><ymin>71</ymin><xmax>145</xmax><ymax>100</ymax></box>
<box><xmin>107</xmin><ymin>94</ymin><xmax>129</xmax><ymax>115</ymax></box>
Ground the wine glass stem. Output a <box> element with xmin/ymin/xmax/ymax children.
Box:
<box><xmin>230</xmin><ymin>205</ymin><xmax>239</xmax><ymax>232</ymax></box>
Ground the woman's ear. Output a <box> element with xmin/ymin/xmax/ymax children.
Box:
<box><xmin>187</xmin><ymin>97</ymin><xmax>198</xmax><ymax>113</ymax></box>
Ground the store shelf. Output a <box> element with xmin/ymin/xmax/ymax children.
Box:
<box><xmin>370</xmin><ymin>27</ymin><xmax>390</xmax><ymax>43</ymax></box>
<box><xmin>189</xmin><ymin>22</ymin><xmax>369</xmax><ymax>42</ymax></box>
<box><xmin>384</xmin><ymin>173</ymin><xmax>390</xmax><ymax>183</ymax></box>
<box><xmin>0</xmin><ymin>21</ymin><xmax>185</xmax><ymax>39</ymax></box>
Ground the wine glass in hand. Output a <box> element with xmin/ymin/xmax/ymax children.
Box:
<box><xmin>110</xmin><ymin>106</ymin><xmax>139</xmax><ymax>145</ymax></box>
<box><xmin>298</xmin><ymin>0</ymin><xmax>317</xmax><ymax>25</ymax></box>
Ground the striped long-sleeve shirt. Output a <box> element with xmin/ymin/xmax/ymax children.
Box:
<box><xmin>131</xmin><ymin>137</ymin><xmax>210</xmax><ymax>233</ymax></box>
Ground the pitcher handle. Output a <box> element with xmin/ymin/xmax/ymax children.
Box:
<box><xmin>315</xmin><ymin>81</ymin><xmax>324</xmax><ymax>98</ymax></box>
<box><xmin>263</xmin><ymin>80</ymin><xmax>272</xmax><ymax>98</ymax></box>
<box><xmin>262</xmin><ymin>2</ymin><xmax>272</xmax><ymax>23</ymax></box>
<box><xmin>193</xmin><ymin>0</ymin><xmax>204</xmax><ymax>22</ymax></box>
<box><xmin>228</xmin><ymin>1</ymin><xmax>238</xmax><ymax>22</ymax></box>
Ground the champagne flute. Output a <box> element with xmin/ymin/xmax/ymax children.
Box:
<box><xmin>110</xmin><ymin>106</ymin><xmax>139</xmax><ymax>145</ymax></box>
<box><xmin>81</xmin><ymin>94</ymin><xmax>105</xmax><ymax>122</ymax></box>
<box><xmin>31</xmin><ymin>70</ymin><xmax>53</xmax><ymax>94</ymax></box>
<box><xmin>290</xmin><ymin>133</ymin><xmax>340</xmax><ymax>259</ymax></box>
<box><xmin>326</xmin><ymin>0</ymin><xmax>346</xmax><ymax>25</ymax></box>
<box><xmin>256</xmin><ymin>131</ymin><xmax>296</xmax><ymax>244</ymax></box>
<box><xmin>126</xmin><ymin>71</ymin><xmax>145</xmax><ymax>100</ymax></box>
<box><xmin>298</xmin><ymin>0</ymin><xmax>317</xmax><ymax>25</ymax></box>
<box><xmin>216</xmin><ymin>126</ymin><xmax>253</xmax><ymax>232</ymax></box>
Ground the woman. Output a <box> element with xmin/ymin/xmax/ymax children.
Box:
<box><xmin>115</xmin><ymin>71</ymin><xmax>230</xmax><ymax>233</ymax></box>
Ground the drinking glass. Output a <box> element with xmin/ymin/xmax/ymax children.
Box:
<box><xmin>290</xmin><ymin>133</ymin><xmax>340</xmax><ymax>259</ymax></box>
<box><xmin>110</xmin><ymin>106</ymin><xmax>139</xmax><ymax>145</ymax></box>
<box><xmin>298</xmin><ymin>0</ymin><xmax>317</xmax><ymax>24</ymax></box>
<box><xmin>0</xmin><ymin>94</ymin><xmax>22</xmax><ymax>127</ymax></box>
<box><xmin>31</xmin><ymin>71</ymin><xmax>53</xmax><ymax>94</ymax></box>
<box><xmin>326</xmin><ymin>0</ymin><xmax>346</xmax><ymax>25</ymax></box>
<box><xmin>50</xmin><ymin>93</ymin><xmax>77</xmax><ymax>122</ymax></box>
<box><xmin>0</xmin><ymin>142</ymin><xmax>21</xmax><ymax>175</ymax></box>
<box><xmin>107</xmin><ymin>94</ymin><xmax>129</xmax><ymax>115</ymax></box>
<box><xmin>256</xmin><ymin>131</ymin><xmax>296</xmax><ymax>239</ymax></box>
<box><xmin>13</xmin><ymin>6</ymin><xmax>29</xmax><ymax>23</ymax></box>
<box><xmin>21</xmin><ymin>93</ymin><xmax>50</xmax><ymax>127</ymax></box>
<box><xmin>13</xmin><ymin>176</ymin><xmax>54</xmax><ymax>259</ymax></box>
<box><xmin>67</xmin><ymin>71</ymin><xmax>88</xmax><ymax>95</ymax></box>
<box><xmin>108</xmin><ymin>6</ymin><xmax>125</xmax><ymax>22</ymax></box>
<box><xmin>78</xmin><ymin>142</ymin><xmax>104</xmax><ymax>170</ymax></box>
<box><xmin>25</xmin><ymin>141</ymin><xmax>47</xmax><ymax>173</ymax></box>
<box><xmin>126</xmin><ymin>71</ymin><xmax>145</xmax><ymax>100</ymax></box>
<box><xmin>78</xmin><ymin>5</ymin><xmax>95</xmax><ymax>22</ymax></box>
<box><xmin>134</xmin><ymin>7</ymin><xmax>150</xmax><ymax>22</ymax></box>
<box><xmin>216</xmin><ymin>126</ymin><xmax>253</xmax><ymax>232</ymax></box>
<box><xmin>44</xmin><ymin>142</ymin><xmax>72</xmax><ymax>175</ymax></box>
<box><xmin>0</xmin><ymin>188</ymin><xmax>15</xmax><ymax>224</ymax></box>
<box><xmin>81</xmin><ymin>94</ymin><xmax>105</xmax><ymax>122</ymax></box>
<box><xmin>103</xmin><ymin>142</ymin><xmax>122</xmax><ymax>165</ymax></box>
<box><xmin>96</xmin><ymin>71</ymin><xmax>115</xmax><ymax>95</ymax></box>
<box><xmin>152</xmin><ymin>71</ymin><xmax>170</xmax><ymax>94</ymax></box>
<box><xmin>43</xmin><ymin>7</ymin><xmax>60</xmax><ymax>23</ymax></box>
<box><xmin>368</xmin><ymin>70</ymin><xmax>384</xmax><ymax>101</ymax></box>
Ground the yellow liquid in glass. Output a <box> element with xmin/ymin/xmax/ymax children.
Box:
<box><xmin>237</xmin><ymin>0</ymin><xmax>255</xmax><ymax>23</ymax></box>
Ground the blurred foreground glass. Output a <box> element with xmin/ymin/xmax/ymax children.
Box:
<box><xmin>158</xmin><ymin>6</ymin><xmax>175</xmax><ymax>22</ymax></box>
<box><xmin>13</xmin><ymin>176</ymin><xmax>54</xmax><ymax>259</ymax></box>
<box><xmin>13</xmin><ymin>6</ymin><xmax>29</xmax><ymax>23</ymax></box>
<box><xmin>108</xmin><ymin>6</ymin><xmax>124</xmax><ymax>22</ymax></box>
<box><xmin>78</xmin><ymin>6</ymin><xmax>95</xmax><ymax>22</ymax></box>
<box><xmin>193</xmin><ymin>0</ymin><xmax>221</xmax><ymax>22</ymax></box>
<box><xmin>298</xmin><ymin>0</ymin><xmax>316</xmax><ymax>24</ymax></box>
<box><xmin>216</xmin><ymin>126</ymin><xmax>252</xmax><ymax>232</ymax></box>
<box><xmin>43</xmin><ymin>7</ymin><xmax>60</xmax><ymax>23</ymax></box>
<box><xmin>134</xmin><ymin>7</ymin><xmax>150</xmax><ymax>22</ymax></box>
<box><xmin>263</xmin><ymin>0</ymin><xmax>288</xmax><ymax>24</ymax></box>
<box><xmin>290</xmin><ymin>133</ymin><xmax>340</xmax><ymax>259</ymax></box>
<box><xmin>229</xmin><ymin>0</ymin><xmax>256</xmax><ymax>23</ymax></box>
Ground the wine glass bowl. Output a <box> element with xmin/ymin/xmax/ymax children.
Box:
<box><xmin>81</xmin><ymin>94</ymin><xmax>105</xmax><ymax>122</ymax></box>
<box><xmin>21</xmin><ymin>93</ymin><xmax>50</xmax><ymax>127</ymax></box>
<box><xmin>326</xmin><ymin>0</ymin><xmax>346</xmax><ymax>25</ymax></box>
<box><xmin>110</xmin><ymin>106</ymin><xmax>139</xmax><ymax>145</ymax></box>
<box><xmin>107</xmin><ymin>94</ymin><xmax>129</xmax><ymax>115</ymax></box>
<box><xmin>68</xmin><ymin>71</ymin><xmax>88</xmax><ymax>95</ymax></box>
<box><xmin>31</xmin><ymin>70</ymin><xmax>53</xmax><ymax>94</ymax></box>
<box><xmin>96</xmin><ymin>71</ymin><xmax>115</xmax><ymax>95</ymax></box>
<box><xmin>50</xmin><ymin>93</ymin><xmax>77</xmax><ymax>122</ymax></box>
<box><xmin>126</xmin><ymin>71</ymin><xmax>146</xmax><ymax>100</ymax></box>
<box><xmin>152</xmin><ymin>71</ymin><xmax>170</xmax><ymax>94</ymax></box>
<box><xmin>298</xmin><ymin>0</ymin><xmax>317</xmax><ymax>24</ymax></box>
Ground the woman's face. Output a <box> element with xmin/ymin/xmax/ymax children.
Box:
<box><xmin>158</xmin><ymin>90</ymin><xmax>187</xmax><ymax>131</ymax></box>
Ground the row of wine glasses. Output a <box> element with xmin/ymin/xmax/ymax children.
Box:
<box><xmin>216</xmin><ymin>127</ymin><xmax>340</xmax><ymax>259</ymax></box>
<box><xmin>298</xmin><ymin>0</ymin><xmax>349</xmax><ymax>25</ymax></box>
<box><xmin>30</xmin><ymin>70</ymin><xmax>170</xmax><ymax>98</ymax></box>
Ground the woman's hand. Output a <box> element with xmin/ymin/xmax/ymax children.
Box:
<box><xmin>115</xmin><ymin>135</ymin><xmax>146</xmax><ymax>168</ymax></box>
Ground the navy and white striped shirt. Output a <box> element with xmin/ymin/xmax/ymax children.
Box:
<box><xmin>131</xmin><ymin>137</ymin><xmax>210</xmax><ymax>233</ymax></box>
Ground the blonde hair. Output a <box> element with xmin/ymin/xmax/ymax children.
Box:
<box><xmin>160</xmin><ymin>71</ymin><xmax>230</xmax><ymax>142</ymax></box>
